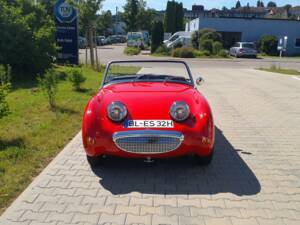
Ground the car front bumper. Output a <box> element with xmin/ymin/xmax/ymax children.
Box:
<box><xmin>84</xmin><ymin>129</ymin><xmax>214</xmax><ymax>159</ymax></box>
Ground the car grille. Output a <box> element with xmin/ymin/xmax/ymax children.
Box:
<box><xmin>113</xmin><ymin>130</ymin><xmax>184</xmax><ymax>154</ymax></box>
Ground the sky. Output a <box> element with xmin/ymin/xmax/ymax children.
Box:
<box><xmin>102</xmin><ymin>0</ymin><xmax>300</xmax><ymax>13</ymax></box>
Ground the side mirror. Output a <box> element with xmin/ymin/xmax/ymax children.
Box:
<box><xmin>196</xmin><ymin>77</ymin><xmax>204</xmax><ymax>86</ymax></box>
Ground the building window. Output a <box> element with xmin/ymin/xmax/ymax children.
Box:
<box><xmin>295</xmin><ymin>38</ymin><xmax>300</xmax><ymax>48</ymax></box>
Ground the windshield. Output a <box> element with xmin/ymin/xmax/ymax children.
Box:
<box><xmin>169</xmin><ymin>35</ymin><xmax>179</xmax><ymax>42</ymax></box>
<box><xmin>127</xmin><ymin>33</ymin><xmax>143</xmax><ymax>40</ymax></box>
<box><xmin>242</xmin><ymin>43</ymin><xmax>255</xmax><ymax>49</ymax></box>
<box><xmin>103</xmin><ymin>61</ymin><xmax>193</xmax><ymax>86</ymax></box>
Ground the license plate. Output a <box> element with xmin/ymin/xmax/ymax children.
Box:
<box><xmin>124</xmin><ymin>120</ymin><xmax>174</xmax><ymax>128</ymax></box>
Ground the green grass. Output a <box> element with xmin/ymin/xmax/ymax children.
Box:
<box><xmin>258</xmin><ymin>66</ymin><xmax>300</xmax><ymax>75</ymax></box>
<box><xmin>0</xmin><ymin>65</ymin><xmax>139</xmax><ymax>214</ymax></box>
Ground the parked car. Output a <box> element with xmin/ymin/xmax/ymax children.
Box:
<box><xmin>96</xmin><ymin>36</ymin><xmax>105</xmax><ymax>46</ymax></box>
<box><xmin>127</xmin><ymin>32</ymin><xmax>145</xmax><ymax>49</ymax></box>
<box><xmin>229</xmin><ymin>42</ymin><xmax>257</xmax><ymax>58</ymax></box>
<box><xmin>82</xmin><ymin>60</ymin><xmax>215</xmax><ymax>166</ymax></box>
<box><xmin>166</xmin><ymin>36</ymin><xmax>192</xmax><ymax>49</ymax></box>
<box><xmin>78</xmin><ymin>36</ymin><xmax>87</xmax><ymax>49</ymax></box>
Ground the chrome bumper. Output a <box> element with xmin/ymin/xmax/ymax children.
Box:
<box><xmin>113</xmin><ymin>130</ymin><xmax>184</xmax><ymax>154</ymax></box>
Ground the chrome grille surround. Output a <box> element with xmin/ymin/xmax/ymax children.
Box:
<box><xmin>113</xmin><ymin>130</ymin><xmax>184</xmax><ymax>154</ymax></box>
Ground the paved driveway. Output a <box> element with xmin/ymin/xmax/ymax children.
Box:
<box><xmin>0</xmin><ymin>68</ymin><xmax>299</xmax><ymax>225</ymax></box>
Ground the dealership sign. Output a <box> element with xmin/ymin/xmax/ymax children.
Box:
<box><xmin>54</xmin><ymin>0</ymin><xmax>78</xmax><ymax>64</ymax></box>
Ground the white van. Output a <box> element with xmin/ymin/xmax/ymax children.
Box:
<box><xmin>164</xmin><ymin>31</ymin><xmax>192</xmax><ymax>46</ymax></box>
<box><xmin>127</xmin><ymin>32</ymin><xmax>145</xmax><ymax>49</ymax></box>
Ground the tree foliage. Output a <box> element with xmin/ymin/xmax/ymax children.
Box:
<box><xmin>123</xmin><ymin>0</ymin><xmax>156</xmax><ymax>32</ymax></box>
<box><xmin>151</xmin><ymin>21</ymin><xmax>164</xmax><ymax>53</ymax></box>
<box><xmin>123</xmin><ymin>0</ymin><xmax>139</xmax><ymax>31</ymax></box>
<box><xmin>267</xmin><ymin>1</ymin><xmax>277</xmax><ymax>8</ymax></box>
<box><xmin>0</xmin><ymin>64</ymin><xmax>11</xmax><ymax>119</ymax></box>
<box><xmin>257</xmin><ymin>0</ymin><xmax>264</xmax><ymax>7</ymax></box>
<box><xmin>258</xmin><ymin>35</ymin><xmax>278</xmax><ymax>56</ymax></box>
<box><xmin>164</xmin><ymin>1</ymin><xmax>184</xmax><ymax>34</ymax></box>
<box><xmin>97</xmin><ymin>10</ymin><xmax>113</xmax><ymax>36</ymax></box>
<box><xmin>138</xmin><ymin>7</ymin><xmax>157</xmax><ymax>31</ymax></box>
<box><xmin>0</xmin><ymin>0</ymin><xmax>57</xmax><ymax>80</ymax></box>
<box><xmin>235</xmin><ymin>0</ymin><xmax>241</xmax><ymax>8</ymax></box>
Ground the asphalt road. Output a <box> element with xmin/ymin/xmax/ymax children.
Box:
<box><xmin>80</xmin><ymin>44</ymin><xmax>300</xmax><ymax>70</ymax></box>
<box><xmin>1</xmin><ymin>45</ymin><xmax>300</xmax><ymax>225</ymax></box>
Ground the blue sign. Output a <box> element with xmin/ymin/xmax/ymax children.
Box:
<box><xmin>54</xmin><ymin>0</ymin><xmax>78</xmax><ymax>65</ymax></box>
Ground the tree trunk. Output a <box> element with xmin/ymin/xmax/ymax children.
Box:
<box><xmin>94</xmin><ymin>30</ymin><xmax>99</xmax><ymax>71</ymax></box>
<box><xmin>88</xmin><ymin>27</ymin><xmax>95</xmax><ymax>66</ymax></box>
<box><xmin>85</xmin><ymin>31</ymin><xmax>88</xmax><ymax>65</ymax></box>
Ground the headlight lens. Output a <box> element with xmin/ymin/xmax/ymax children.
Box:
<box><xmin>107</xmin><ymin>101</ymin><xmax>127</xmax><ymax>122</ymax></box>
<box><xmin>170</xmin><ymin>101</ymin><xmax>190</xmax><ymax>122</ymax></box>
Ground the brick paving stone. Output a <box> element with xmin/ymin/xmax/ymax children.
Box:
<box><xmin>99</xmin><ymin>213</ymin><xmax>126</xmax><ymax>225</ymax></box>
<box><xmin>204</xmin><ymin>217</ymin><xmax>232</xmax><ymax>225</ymax></box>
<box><xmin>231</xmin><ymin>217</ymin><xmax>259</xmax><ymax>225</ymax></box>
<box><xmin>72</xmin><ymin>212</ymin><xmax>100</xmax><ymax>224</ymax></box>
<box><xmin>179</xmin><ymin>215</ymin><xmax>205</xmax><ymax>225</ymax></box>
<box><xmin>140</xmin><ymin>206</ymin><xmax>164</xmax><ymax>216</ymax></box>
<box><xmin>125</xmin><ymin>214</ymin><xmax>152</xmax><ymax>225</ymax></box>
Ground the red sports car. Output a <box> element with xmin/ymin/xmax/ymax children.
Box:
<box><xmin>82</xmin><ymin>60</ymin><xmax>215</xmax><ymax>166</ymax></box>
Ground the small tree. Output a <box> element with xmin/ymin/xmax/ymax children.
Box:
<box><xmin>199</xmin><ymin>30</ymin><xmax>222</xmax><ymax>53</ymax></box>
<box><xmin>151</xmin><ymin>21</ymin><xmax>164</xmax><ymax>53</ymax></box>
<box><xmin>68</xmin><ymin>68</ymin><xmax>86</xmax><ymax>91</ymax></box>
<box><xmin>123</xmin><ymin>0</ymin><xmax>139</xmax><ymax>31</ymax></box>
<box><xmin>38</xmin><ymin>69</ymin><xmax>58</xmax><ymax>111</ymax></box>
<box><xmin>236</xmin><ymin>0</ymin><xmax>241</xmax><ymax>8</ymax></box>
<box><xmin>0</xmin><ymin>65</ymin><xmax>11</xmax><ymax>119</ymax></box>
<box><xmin>192</xmin><ymin>28</ymin><xmax>216</xmax><ymax>49</ymax></box>
<box><xmin>267</xmin><ymin>1</ymin><xmax>277</xmax><ymax>8</ymax></box>
<box><xmin>258</xmin><ymin>35</ymin><xmax>278</xmax><ymax>56</ymax></box>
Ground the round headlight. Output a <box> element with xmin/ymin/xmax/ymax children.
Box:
<box><xmin>107</xmin><ymin>101</ymin><xmax>127</xmax><ymax>122</ymax></box>
<box><xmin>170</xmin><ymin>101</ymin><xmax>190</xmax><ymax>122</ymax></box>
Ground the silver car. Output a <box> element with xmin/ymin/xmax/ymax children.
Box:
<box><xmin>229</xmin><ymin>42</ymin><xmax>257</xmax><ymax>58</ymax></box>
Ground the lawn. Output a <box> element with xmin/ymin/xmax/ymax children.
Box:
<box><xmin>258</xmin><ymin>66</ymin><xmax>300</xmax><ymax>76</ymax></box>
<box><xmin>0</xmin><ymin>65</ymin><xmax>139</xmax><ymax>213</ymax></box>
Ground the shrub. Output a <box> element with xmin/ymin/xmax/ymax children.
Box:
<box><xmin>212</xmin><ymin>42</ymin><xmax>223</xmax><ymax>55</ymax></box>
<box><xmin>218</xmin><ymin>49</ymin><xmax>228</xmax><ymax>58</ymax></box>
<box><xmin>192</xmin><ymin>28</ymin><xmax>217</xmax><ymax>49</ymax></box>
<box><xmin>68</xmin><ymin>68</ymin><xmax>86</xmax><ymax>91</ymax></box>
<box><xmin>200</xmin><ymin>31</ymin><xmax>222</xmax><ymax>43</ymax></box>
<box><xmin>124</xmin><ymin>47</ymin><xmax>141</xmax><ymax>56</ymax></box>
<box><xmin>258</xmin><ymin>35</ymin><xmax>278</xmax><ymax>56</ymax></box>
<box><xmin>38</xmin><ymin>69</ymin><xmax>58</xmax><ymax>111</ymax></box>
<box><xmin>0</xmin><ymin>65</ymin><xmax>11</xmax><ymax>119</ymax></box>
<box><xmin>194</xmin><ymin>50</ymin><xmax>211</xmax><ymax>57</ymax></box>
<box><xmin>172</xmin><ymin>47</ymin><xmax>195</xmax><ymax>58</ymax></box>
<box><xmin>154</xmin><ymin>45</ymin><xmax>171</xmax><ymax>56</ymax></box>
<box><xmin>0</xmin><ymin>0</ymin><xmax>56</xmax><ymax>80</ymax></box>
<box><xmin>200</xmin><ymin>39</ymin><xmax>214</xmax><ymax>53</ymax></box>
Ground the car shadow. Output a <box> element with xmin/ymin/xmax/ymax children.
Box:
<box><xmin>90</xmin><ymin>127</ymin><xmax>261</xmax><ymax>196</ymax></box>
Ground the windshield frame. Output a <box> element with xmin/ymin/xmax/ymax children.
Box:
<box><xmin>101</xmin><ymin>60</ymin><xmax>195</xmax><ymax>88</ymax></box>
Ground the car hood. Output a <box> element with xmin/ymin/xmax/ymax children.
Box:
<box><xmin>97</xmin><ymin>82</ymin><xmax>205</xmax><ymax>119</ymax></box>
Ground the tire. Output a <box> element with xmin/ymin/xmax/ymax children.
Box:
<box><xmin>87</xmin><ymin>155</ymin><xmax>103</xmax><ymax>167</ymax></box>
<box><xmin>196</xmin><ymin>148</ymin><xmax>214</xmax><ymax>166</ymax></box>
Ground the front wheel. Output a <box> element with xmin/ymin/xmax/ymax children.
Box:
<box><xmin>195</xmin><ymin>148</ymin><xmax>214</xmax><ymax>166</ymax></box>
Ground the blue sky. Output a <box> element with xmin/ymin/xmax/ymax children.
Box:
<box><xmin>102</xmin><ymin>0</ymin><xmax>300</xmax><ymax>13</ymax></box>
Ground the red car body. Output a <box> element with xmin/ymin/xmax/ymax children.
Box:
<box><xmin>82</xmin><ymin>61</ymin><xmax>215</xmax><ymax>162</ymax></box>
